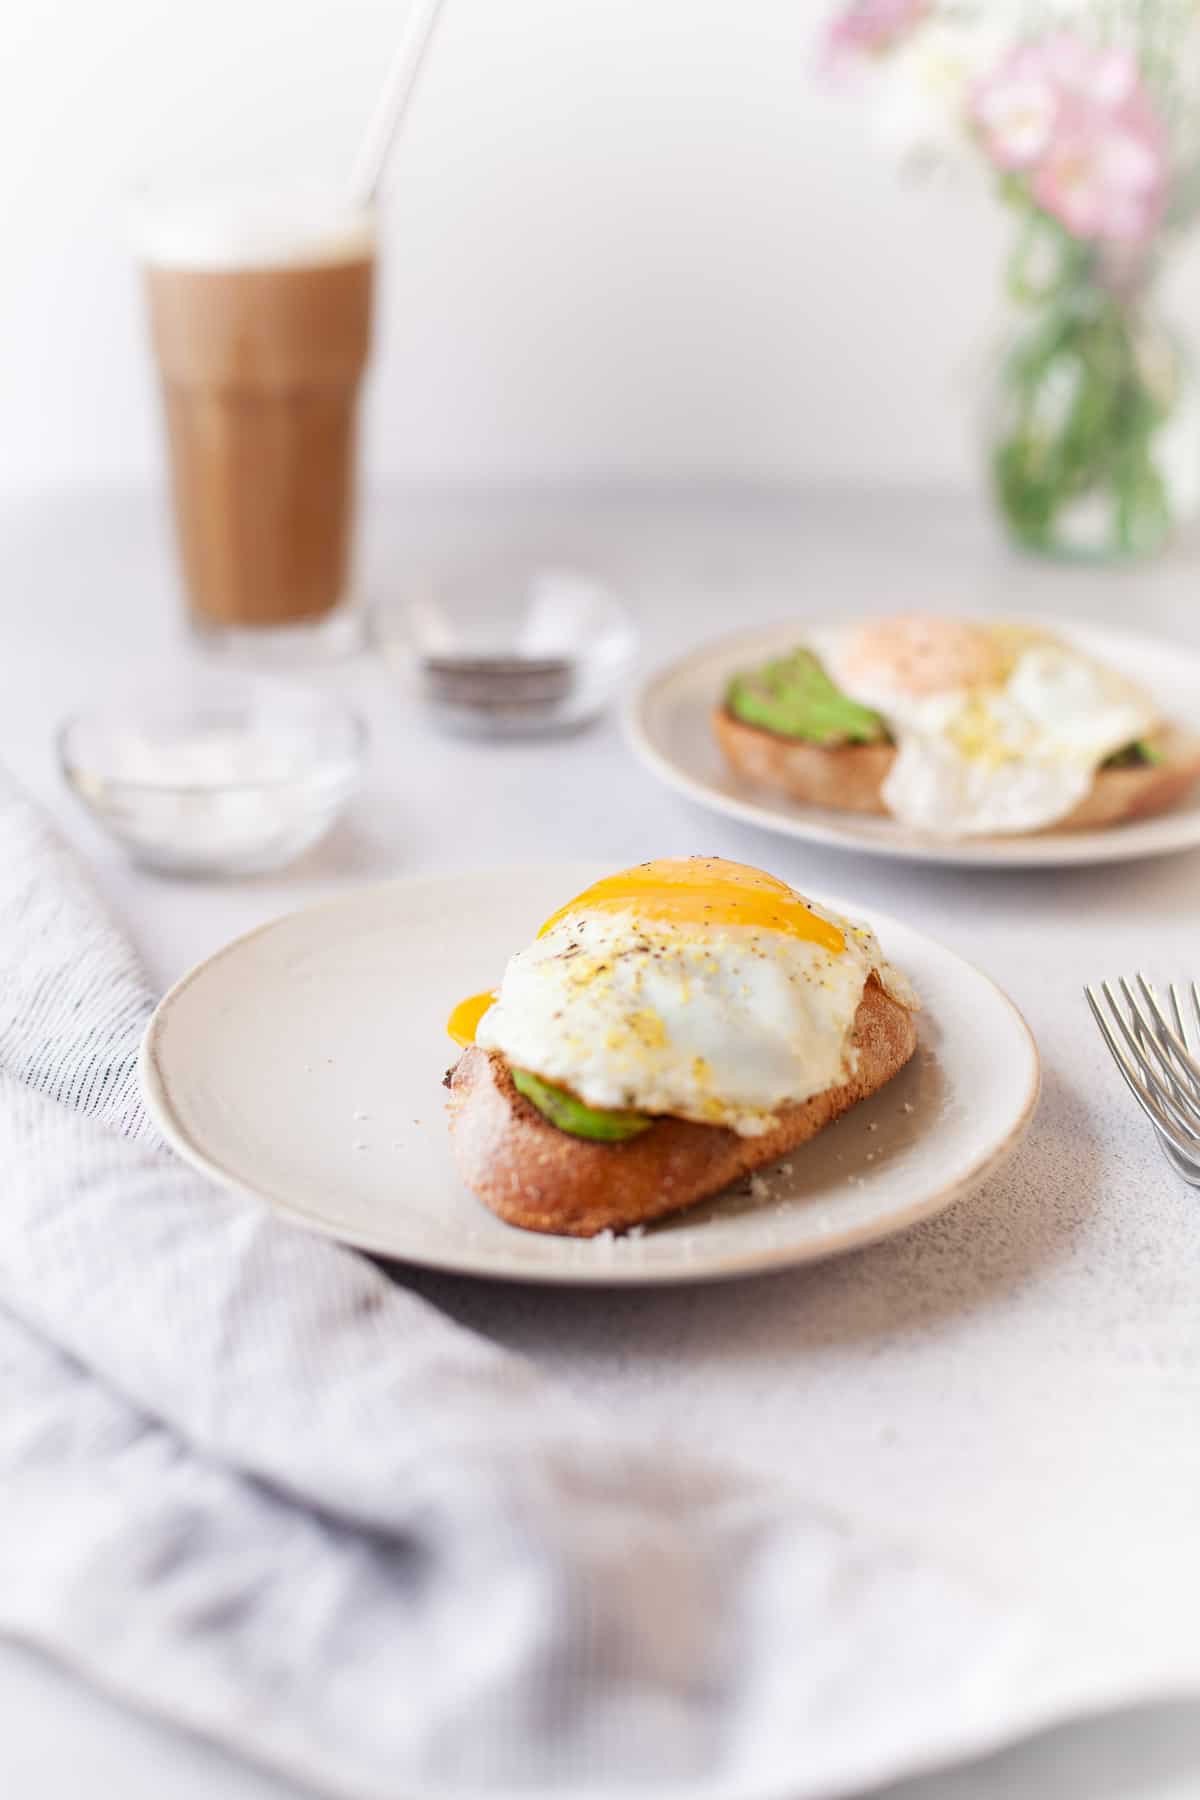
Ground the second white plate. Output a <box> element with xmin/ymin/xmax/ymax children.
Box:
<box><xmin>140</xmin><ymin>867</ymin><xmax>1039</xmax><ymax>1286</ymax></box>
<box><xmin>627</xmin><ymin>616</ymin><xmax>1200</xmax><ymax>868</ymax></box>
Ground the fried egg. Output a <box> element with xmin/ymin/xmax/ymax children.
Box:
<box><xmin>448</xmin><ymin>857</ymin><xmax>916</xmax><ymax>1137</ymax></box>
<box><xmin>809</xmin><ymin>617</ymin><xmax>1160</xmax><ymax>836</ymax></box>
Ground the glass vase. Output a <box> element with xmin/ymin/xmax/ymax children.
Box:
<box><xmin>987</xmin><ymin>275</ymin><xmax>1200</xmax><ymax>562</ymax></box>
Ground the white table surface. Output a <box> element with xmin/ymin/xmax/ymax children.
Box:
<box><xmin>4</xmin><ymin>486</ymin><xmax>1200</xmax><ymax>1800</ymax></box>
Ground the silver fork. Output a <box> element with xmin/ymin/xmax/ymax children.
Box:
<box><xmin>1085</xmin><ymin>975</ymin><xmax>1200</xmax><ymax>1187</ymax></box>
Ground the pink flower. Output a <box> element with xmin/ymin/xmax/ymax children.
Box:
<box><xmin>971</xmin><ymin>32</ymin><xmax>1168</xmax><ymax>245</ymax></box>
<box><xmin>1034</xmin><ymin>114</ymin><xmax>1167</xmax><ymax>244</ymax></box>
<box><xmin>823</xmin><ymin>0</ymin><xmax>930</xmax><ymax>71</ymax></box>
<box><xmin>1029</xmin><ymin>33</ymin><xmax>1140</xmax><ymax>109</ymax></box>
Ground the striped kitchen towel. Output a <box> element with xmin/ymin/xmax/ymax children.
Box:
<box><xmin>0</xmin><ymin>769</ymin><xmax>1038</xmax><ymax>1800</ymax></box>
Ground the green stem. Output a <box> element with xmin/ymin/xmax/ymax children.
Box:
<box><xmin>990</xmin><ymin>254</ymin><xmax>1177</xmax><ymax>559</ymax></box>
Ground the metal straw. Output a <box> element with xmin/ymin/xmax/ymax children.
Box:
<box><xmin>349</xmin><ymin>0</ymin><xmax>449</xmax><ymax>205</ymax></box>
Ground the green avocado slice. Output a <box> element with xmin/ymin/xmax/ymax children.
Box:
<box><xmin>726</xmin><ymin>649</ymin><xmax>887</xmax><ymax>746</ymax></box>
<box><xmin>1103</xmin><ymin>738</ymin><xmax>1164</xmax><ymax>769</ymax></box>
<box><xmin>512</xmin><ymin>1068</ymin><xmax>654</xmax><ymax>1143</ymax></box>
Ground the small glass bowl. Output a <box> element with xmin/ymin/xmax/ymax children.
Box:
<box><xmin>375</xmin><ymin>561</ymin><xmax>638</xmax><ymax>737</ymax></box>
<box><xmin>58</xmin><ymin>673</ymin><xmax>367</xmax><ymax>876</ymax></box>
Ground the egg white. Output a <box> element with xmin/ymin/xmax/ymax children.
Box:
<box><xmin>475</xmin><ymin>900</ymin><xmax>915</xmax><ymax>1136</ymax></box>
<box><xmin>809</xmin><ymin>626</ymin><xmax>1160</xmax><ymax>837</ymax></box>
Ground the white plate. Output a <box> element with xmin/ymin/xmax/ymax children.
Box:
<box><xmin>627</xmin><ymin>616</ymin><xmax>1200</xmax><ymax>867</ymax></box>
<box><xmin>140</xmin><ymin>867</ymin><xmax>1040</xmax><ymax>1286</ymax></box>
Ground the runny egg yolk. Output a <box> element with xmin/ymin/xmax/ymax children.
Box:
<box><xmin>446</xmin><ymin>859</ymin><xmax>844</xmax><ymax>1047</ymax></box>
<box><xmin>447</xmin><ymin>990</ymin><xmax>497</xmax><ymax>1048</ymax></box>
<box><xmin>537</xmin><ymin>858</ymin><xmax>845</xmax><ymax>953</ymax></box>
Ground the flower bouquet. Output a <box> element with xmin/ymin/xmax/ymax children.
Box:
<box><xmin>823</xmin><ymin>1</ymin><xmax>1200</xmax><ymax>559</ymax></box>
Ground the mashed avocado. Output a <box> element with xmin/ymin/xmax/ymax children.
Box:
<box><xmin>512</xmin><ymin>1068</ymin><xmax>653</xmax><ymax>1142</ymax></box>
<box><xmin>726</xmin><ymin>649</ymin><xmax>887</xmax><ymax>746</ymax></box>
<box><xmin>728</xmin><ymin>651</ymin><xmax>1161</xmax><ymax>766</ymax></box>
<box><xmin>1103</xmin><ymin>739</ymin><xmax>1164</xmax><ymax>768</ymax></box>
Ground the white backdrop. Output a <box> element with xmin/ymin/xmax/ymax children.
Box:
<box><xmin>6</xmin><ymin>0</ymin><xmax>1200</xmax><ymax>496</ymax></box>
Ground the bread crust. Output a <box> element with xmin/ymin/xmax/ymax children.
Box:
<box><xmin>714</xmin><ymin>708</ymin><xmax>893</xmax><ymax>816</ymax></box>
<box><xmin>446</xmin><ymin>976</ymin><xmax>917</xmax><ymax>1238</ymax></box>
<box><xmin>713</xmin><ymin>708</ymin><xmax>1200</xmax><ymax>835</ymax></box>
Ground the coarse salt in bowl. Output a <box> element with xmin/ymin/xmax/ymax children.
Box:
<box><xmin>58</xmin><ymin>672</ymin><xmax>366</xmax><ymax>876</ymax></box>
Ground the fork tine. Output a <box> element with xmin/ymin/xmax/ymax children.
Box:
<box><xmin>1134</xmin><ymin>974</ymin><xmax>1200</xmax><ymax>1094</ymax></box>
<box><xmin>1169</xmin><ymin>983</ymin><xmax>1188</xmax><ymax>1048</ymax></box>
<box><xmin>1192</xmin><ymin>981</ymin><xmax>1200</xmax><ymax>1045</ymax></box>
<box><xmin>1115</xmin><ymin>986</ymin><xmax>1200</xmax><ymax>1123</ymax></box>
<box><xmin>1086</xmin><ymin>988</ymin><xmax>1200</xmax><ymax>1161</ymax></box>
<box><xmin>1125</xmin><ymin>1011</ymin><xmax>1200</xmax><ymax>1136</ymax></box>
<box><xmin>1096</xmin><ymin>985</ymin><xmax>1200</xmax><ymax>1148</ymax></box>
<box><xmin>1106</xmin><ymin>983</ymin><xmax>1200</xmax><ymax>1123</ymax></box>
<box><xmin>1085</xmin><ymin>989</ymin><xmax>1190</xmax><ymax>1154</ymax></box>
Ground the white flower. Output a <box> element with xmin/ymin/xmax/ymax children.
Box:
<box><xmin>973</xmin><ymin>70</ymin><xmax>1060</xmax><ymax>168</ymax></box>
<box><xmin>875</xmin><ymin>17</ymin><xmax>1010</xmax><ymax>166</ymax></box>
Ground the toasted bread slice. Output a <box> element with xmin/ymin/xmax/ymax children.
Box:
<box><xmin>713</xmin><ymin>709</ymin><xmax>1200</xmax><ymax>834</ymax></box>
<box><xmin>714</xmin><ymin>708</ymin><xmax>893</xmax><ymax>816</ymax></box>
<box><xmin>446</xmin><ymin>975</ymin><xmax>917</xmax><ymax>1237</ymax></box>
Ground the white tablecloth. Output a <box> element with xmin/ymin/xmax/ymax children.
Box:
<box><xmin>5</xmin><ymin>486</ymin><xmax>1200</xmax><ymax>1800</ymax></box>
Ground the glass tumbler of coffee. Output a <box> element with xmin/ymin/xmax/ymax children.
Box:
<box><xmin>138</xmin><ymin>193</ymin><xmax>375</xmax><ymax>656</ymax></box>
